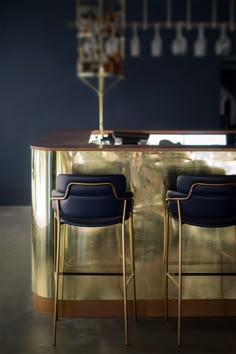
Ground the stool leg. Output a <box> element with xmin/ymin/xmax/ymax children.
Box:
<box><xmin>129</xmin><ymin>214</ymin><xmax>137</xmax><ymax>320</ymax></box>
<box><xmin>122</xmin><ymin>201</ymin><xmax>128</xmax><ymax>346</ymax></box>
<box><xmin>60</xmin><ymin>225</ymin><xmax>66</xmax><ymax>300</ymax></box>
<box><xmin>53</xmin><ymin>215</ymin><xmax>56</xmax><ymax>273</ymax></box>
<box><xmin>164</xmin><ymin>211</ymin><xmax>170</xmax><ymax>321</ymax></box>
<box><xmin>116</xmin><ymin>223</ymin><xmax>122</xmax><ymax>258</ymax></box>
<box><xmin>53</xmin><ymin>213</ymin><xmax>61</xmax><ymax>346</ymax></box>
<box><xmin>177</xmin><ymin>201</ymin><xmax>183</xmax><ymax>347</ymax></box>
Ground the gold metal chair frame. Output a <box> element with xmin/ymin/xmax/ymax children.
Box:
<box><xmin>163</xmin><ymin>182</ymin><xmax>236</xmax><ymax>347</ymax></box>
<box><xmin>51</xmin><ymin>181</ymin><xmax>137</xmax><ymax>346</ymax></box>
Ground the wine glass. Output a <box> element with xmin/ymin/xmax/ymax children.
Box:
<box><xmin>151</xmin><ymin>23</ymin><xmax>163</xmax><ymax>57</ymax></box>
<box><xmin>130</xmin><ymin>23</ymin><xmax>141</xmax><ymax>57</ymax></box>
<box><xmin>215</xmin><ymin>24</ymin><xmax>232</xmax><ymax>56</ymax></box>
<box><xmin>171</xmin><ymin>22</ymin><xmax>188</xmax><ymax>56</ymax></box>
<box><xmin>82</xmin><ymin>37</ymin><xmax>93</xmax><ymax>60</ymax></box>
<box><xmin>193</xmin><ymin>23</ymin><xmax>207</xmax><ymax>57</ymax></box>
<box><xmin>105</xmin><ymin>26</ymin><xmax>119</xmax><ymax>57</ymax></box>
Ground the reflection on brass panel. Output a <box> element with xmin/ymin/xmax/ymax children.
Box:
<box><xmin>31</xmin><ymin>148</ymin><xmax>236</xmax><ymax>302</ymax></box>
<box><xmin>31</xmin><ymin>149</ymin><xmax>54</xmax><ymax>297</ymax></box>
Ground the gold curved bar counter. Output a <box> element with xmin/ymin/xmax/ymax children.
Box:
<box><xmin>31</xmin><ymin>130</ymin><xmax>236</xmax><ymax>317</ymax></box>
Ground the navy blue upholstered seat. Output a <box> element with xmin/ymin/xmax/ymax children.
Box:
<box><xmin>167</xmin><ymin>175</ymin><xmax>236</xmax><ymax>227</ymax></box>
<box><xmin>51</xmin><ymin>174</ymin><xmax>136</xmax><ymax>346</ymax></box>
<box><xmin>52</xmin><ymin>174</ymin><xmax>133</xmax><ymax>227</ymax></box>
<box><xmin>164</xmin><ymin>174</ymin><xmax>236</xmax><ymax>346</ymax></box>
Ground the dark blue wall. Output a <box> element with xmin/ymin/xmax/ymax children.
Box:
<box><xmin>0</xmin><ymin>0</ymin><xmax>235</xmax><ymax>205</ymax></box>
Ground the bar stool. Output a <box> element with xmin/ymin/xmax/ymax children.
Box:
<box><xmin>164</xmin><ymin>174</ymin><xmax>236</xmax><ymax>346</ymax></box>
<box><xmin>51</xmin><ymin>174</ymin><xmax>136</xmax><ymax>346</ymax></box>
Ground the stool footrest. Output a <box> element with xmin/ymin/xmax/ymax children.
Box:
<box><xmin>168</xmin><ymin>272</ymin><xmax>236</xmax><ymax>276</ymax></box>
<box><xmin>59</xmin><ymin>271</ymin><xmax>132</xmax><ymax>276</ymax></box>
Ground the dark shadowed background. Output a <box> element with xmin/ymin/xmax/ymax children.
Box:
<box><xmin>0</xmin><ymin>0</ymin><xmax>235</xmax><ymax>204</ymax></box>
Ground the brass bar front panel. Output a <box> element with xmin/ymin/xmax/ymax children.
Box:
<box><xmin>31</xmin><ymin>148</ymin><xmax>236</xmax><ymax>301</ymax></box>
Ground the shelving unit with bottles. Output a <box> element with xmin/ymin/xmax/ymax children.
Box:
<box><xmin>76</xmin><ymin>0</ymin><xmax>125</xmax><ymax>78</ymax></box>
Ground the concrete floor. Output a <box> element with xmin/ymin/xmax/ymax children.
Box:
<box><xmin>1</xmin><ymin>206</ymin><xmax>236</xmax><ymax>354</ymax></box>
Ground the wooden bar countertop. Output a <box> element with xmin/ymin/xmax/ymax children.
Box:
<box><xmin>31</xmin><ymin>129</ymin><xmax>236</xmax><ymax>151</ymax></box>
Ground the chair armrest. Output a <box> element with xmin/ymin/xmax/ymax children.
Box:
<box><xmin>166</xmin><ymin>190</ymin><xmax>188</xmax><ymax>201</ymax></box>
<box><xmin>51</xmin><ymin>190</ymin><xmax>65</xmax><ymax>200</ymax></box>
<box><xmin>118</xmin><ymin>191</ymin><xmax>133</xmax><ymax>200</ymax></box>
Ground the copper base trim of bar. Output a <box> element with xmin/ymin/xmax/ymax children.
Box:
<box><xmin>33</xmin><ymin>294</ymin><xmax>236</xmax><ymax>317</ymax></box>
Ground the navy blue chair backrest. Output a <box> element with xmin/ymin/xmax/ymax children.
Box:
<box><xmin>167</xmin><ymin>175</ymin><xmax>236</xmax><ymax>227</ymax></box>
<box><xmin>56</xmin><ymin>174</ymin><xmax>127</xmax><ymax>196</ymax></box>
<box><xmin>52</xmin><ymin>174</ymin><xmax>133</xmax><ymax>227</ymax></box>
